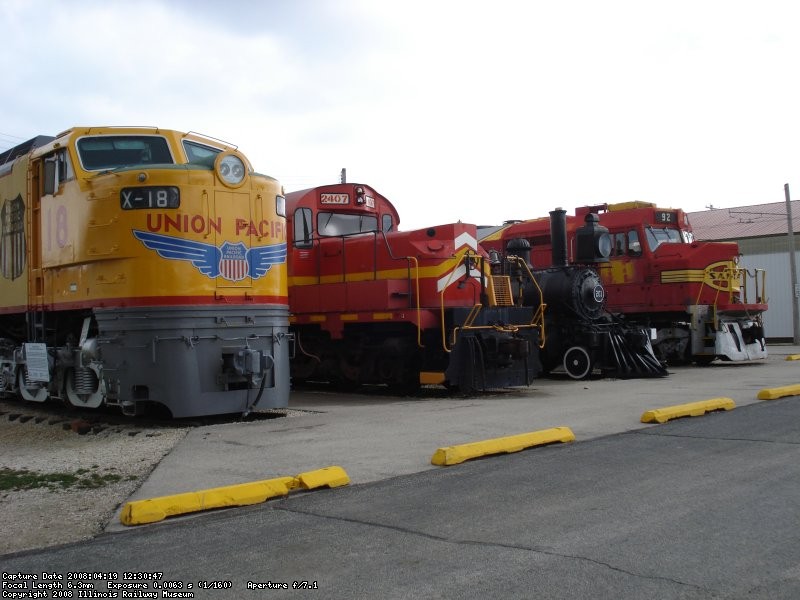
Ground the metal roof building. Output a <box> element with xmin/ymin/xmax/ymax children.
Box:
<box><xmin>688</xmin><ymin>201</ymin><xmax>800</xmax><ymax>342</ymax></box>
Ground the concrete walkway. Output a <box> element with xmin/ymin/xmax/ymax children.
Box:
<box><xmin>107</xmin><ymin>344</ymin><xmax>800</xmax><ymax>531</ymax></box>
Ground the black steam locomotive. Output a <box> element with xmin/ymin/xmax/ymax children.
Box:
<box><xmin>483</xmin><ymin>210</ymin><xmax>666</xmax><ymax>379</ymax></box>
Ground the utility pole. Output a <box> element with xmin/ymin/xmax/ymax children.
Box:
<box><xmin>785</xmin><ymin>183</ymin><xmax>800</xmax><ymax>343</ymax></box>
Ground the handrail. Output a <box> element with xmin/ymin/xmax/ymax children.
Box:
<box><xmin>409</xmin><ymin>256</ymin><xmax>422</xmax><ymax>348</ymax></box>
<box><xmin>504</xmin><ymin>256</ymin><xmax>547</xmax><ymax>349</ymax></box>
<box><xmin>439</xmin><ymin>247</ymin><xmax>477</xmax><ymax>353</ymax></box>
<box><xmin>378</xmin><ymin>231</ymin><xmax>423</xmax><ymax>348</ymax></box>
<box><xmin>743</xmin><ymin>267</ymin><xmax>768</xmax><ymax>304</ymax></box>
<box><xmin>443</xmin><ymin>254</ymin><xmax>547</xmax><ymax>352</ymax></box>
<box><xmin>691</xmin><ymin>263</ymin><xmax>768</xmax><ymax>331</ymax></box>
<box><xmin>304</xmin><ymin>229</ymin><xmax>426</xmax><ymax>348</ymax></box>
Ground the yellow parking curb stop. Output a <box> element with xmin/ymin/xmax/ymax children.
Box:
<box><xmin>431</xmin><ymin>427</ymin><xmax>575</xmax><ymax>466</ymax></box>
<box><xmin>120</xmin><ymin>466</ymin><xmax>350</xmax><ymax>526</ymax></box>
<box><xmin>640</xmin><ymin>398</ymin><xmax>735</xmax><ymax>423</ymax></box>
<box><xmin>757</xmin><ymin>383</ymin><xmax>800</xmax><ymax>400</ymax></box>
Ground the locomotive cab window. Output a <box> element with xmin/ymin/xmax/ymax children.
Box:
<box><xmin>382</xmin><ymin>214</ymin><xmax>394</xmax><ymax>233</ymax></box>
<box><xmin>77</xmin><ymin>136</ymin><xmax>173</xmax><ymax>171</ymax></box>
<box><xmin>627</xmin><ymin>230</ymin><xmax>642</xmax><ymax>256</ymax></box>
<box><xmin>645</xmin><ymin>226</ymin><xmax>681</xmax><ymax>252</ymax></box>
<box><xmin>317</xmin><ymin>212</ymin><xmax>378</xmax><ymax>237</ymax></box>
<box><xmin>43</xmin><ymin>149</ymin><xmax>73</xmax><ymax>196</ymax></box>
<box><xmin>611</xmin><ymin>233</ymin><xmax>626</xmax><ymax>257</ymax></box>
<box><xmin>294</xmin><ymin>207</ymin><xmax>313</xmax><ymax>248</ymax></box>
<box><xmin>183</xmin><ymin>140</ymin><xmax>222</xmax><ymax>167</ymax></box>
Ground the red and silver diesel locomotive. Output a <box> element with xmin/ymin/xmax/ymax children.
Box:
<box><xmin>481</xmin><ymin>202</ymin><xmax>767</xmax><ymax>366</ymax></box>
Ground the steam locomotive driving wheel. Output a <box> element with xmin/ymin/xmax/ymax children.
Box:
<box><xmin>563</xmin><ymin>346</ymin><xmax>593</xmax><ymax>380</ymax></box>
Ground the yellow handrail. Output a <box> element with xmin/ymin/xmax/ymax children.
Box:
<box><xmin>441</xmin><ymin>253</ymin><xmax>547</xmax><ymax>352</ymax></box>
<box><xmin>504</xmin><ymin>256</ymin><xmax>547</xmax><ymax>349</ymax></box>
<box><xmin>377</xmin><ymin>231</ymin><xmax>424</xmax><ymax>348</ymax></box>
<box><xmin>691</xmin><ymin>263</ymin><xmax>768</xmax><ymax>331</ymax></box>
<box><xmin>439</xmin><ymin>247</ymin><xmax>477</xmax><ymax>353</ymax></box>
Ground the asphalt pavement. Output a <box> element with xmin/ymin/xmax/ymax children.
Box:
<box><xmin>3</xmin><ymin>361</ymin><xmax>800</xmax><ymax>599</ymax></box>
<box><xmin>4</xmin><ymin>344</ymin><xmax>800</xmax><ymax>597</ymax></box>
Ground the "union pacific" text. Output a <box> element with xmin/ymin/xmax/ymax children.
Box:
<box><xmin>145</xmin><ymin>214</ymin><xmax>285</xmax><ymax>239</ymax></box>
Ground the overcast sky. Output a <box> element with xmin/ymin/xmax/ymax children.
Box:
<box><xmin>2</xmin><ymin>0</ymin><xmax>799</xmax><ymax>230</ymax></box>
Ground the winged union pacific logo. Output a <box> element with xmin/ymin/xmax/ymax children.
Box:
<box><xmin>133</xmin><ymin>230</ymin><xmax>286</xmax><ymax>282</ymax></box>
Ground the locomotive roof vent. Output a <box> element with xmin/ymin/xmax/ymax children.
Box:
<box><xmin>575</xmin><ymin>213</ymin><xmax>611</xmax><ymax>264</ymax></box>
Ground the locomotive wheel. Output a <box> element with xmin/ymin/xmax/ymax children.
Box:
<box><xmin>16</xmin><ymin>368</ymin><xmax>48</xmax><ymax>402</ymax></box>
<box><xmin>65</xmin><ymin>366</ymin><xmax>105</xmax><ymax>408</ymax></box>
<box><xmin>563</xmin><ymin>346</ymin><xmax>593</xmax><ymax>380</ymax></box>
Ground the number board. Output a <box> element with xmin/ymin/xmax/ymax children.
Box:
<box><xmin>121</xmin><ymin>187</ymin><xmax>180</xmax><ymax>210</ymax></box>
<box><xmin>320</xmin><ymin>193</ymin><xmax>349</xmax><ymax>205</ymax></box>
<box><xmin>654</xmin><ymin>211</ymin><xmax>677</xmax><ymax>224</ymax></box>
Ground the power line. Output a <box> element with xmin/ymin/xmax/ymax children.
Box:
<box><xmin>0</xmin><ymin>132</ymin><xmax>26</xmax><ymax>153</ymax></box>
<box><xmin>0</xmin><ymin>132</ymin><xmax>24</xmax><ymax>142</ymax></box>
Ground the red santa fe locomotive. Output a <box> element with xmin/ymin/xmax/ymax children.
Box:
<box><xmin>480</xmin><ymin>202</ymin><xmax>768</xmax><ymax>366</ymax></box>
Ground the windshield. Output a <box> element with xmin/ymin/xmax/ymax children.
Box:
<box><xmin>317</xmin><ymin>212</ymin><xmax>378</xmax><ymax>237</ymax></box>
<box><xmin>645</xmin><ymin>226</ymin><xmax>682</xmax><ymax>251</ymax></box>
<box><xmin>77</xmin><ymin>136</ymin><xmax>173</xmax><ymax>171</ymax></box>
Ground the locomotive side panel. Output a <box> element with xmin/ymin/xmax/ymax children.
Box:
<box><xmin>0</xmin><ymin>155</ymin><xmax>31</xmax><ymax>316</ymax></box>
<box><xmin>39</xmin><ymin>155</ymin><xmax>287</xmax><ymax>310</ymax></box>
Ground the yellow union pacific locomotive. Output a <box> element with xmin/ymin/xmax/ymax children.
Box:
<box><xmin>0</xmin><ymin>127</ymin><xmax>290</xmax><ymax>417</ymax></box>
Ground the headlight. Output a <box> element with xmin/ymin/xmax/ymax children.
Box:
<box><xmin>215</xmin><ymin>152</ymin><xmax>247</xmax><ymax>187</ymax></box>
<box><xmin>596</xmin><ymin>233</ymin><xmax>612</xmax><ymax>258</ymax></box>
<box><xmin>276</xmin><ymin>195</ymin><xmax>286</xmax><ymax>218</ymax></box>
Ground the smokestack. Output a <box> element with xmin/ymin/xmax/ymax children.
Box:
<box><xmin>550</xmin><ymin>208</ymin><xmax>568</xmax><ymax>267</ymax></box>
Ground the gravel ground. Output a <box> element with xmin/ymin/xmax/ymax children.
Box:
<box><xmin>0</xmin><ymin>399</ymin><xmax>187</xmax><ymax>555</ymax></box>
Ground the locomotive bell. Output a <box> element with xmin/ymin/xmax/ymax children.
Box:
<box><xmin>575</xmin><ymin>213</ymin><xmax>611</xmax><ymax>263</ymax></box>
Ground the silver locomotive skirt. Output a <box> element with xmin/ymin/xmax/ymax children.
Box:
<box><xmin>94</xmin><ymin>305</ymin><xmax>291</xmax><ymax>418</ymax></box>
